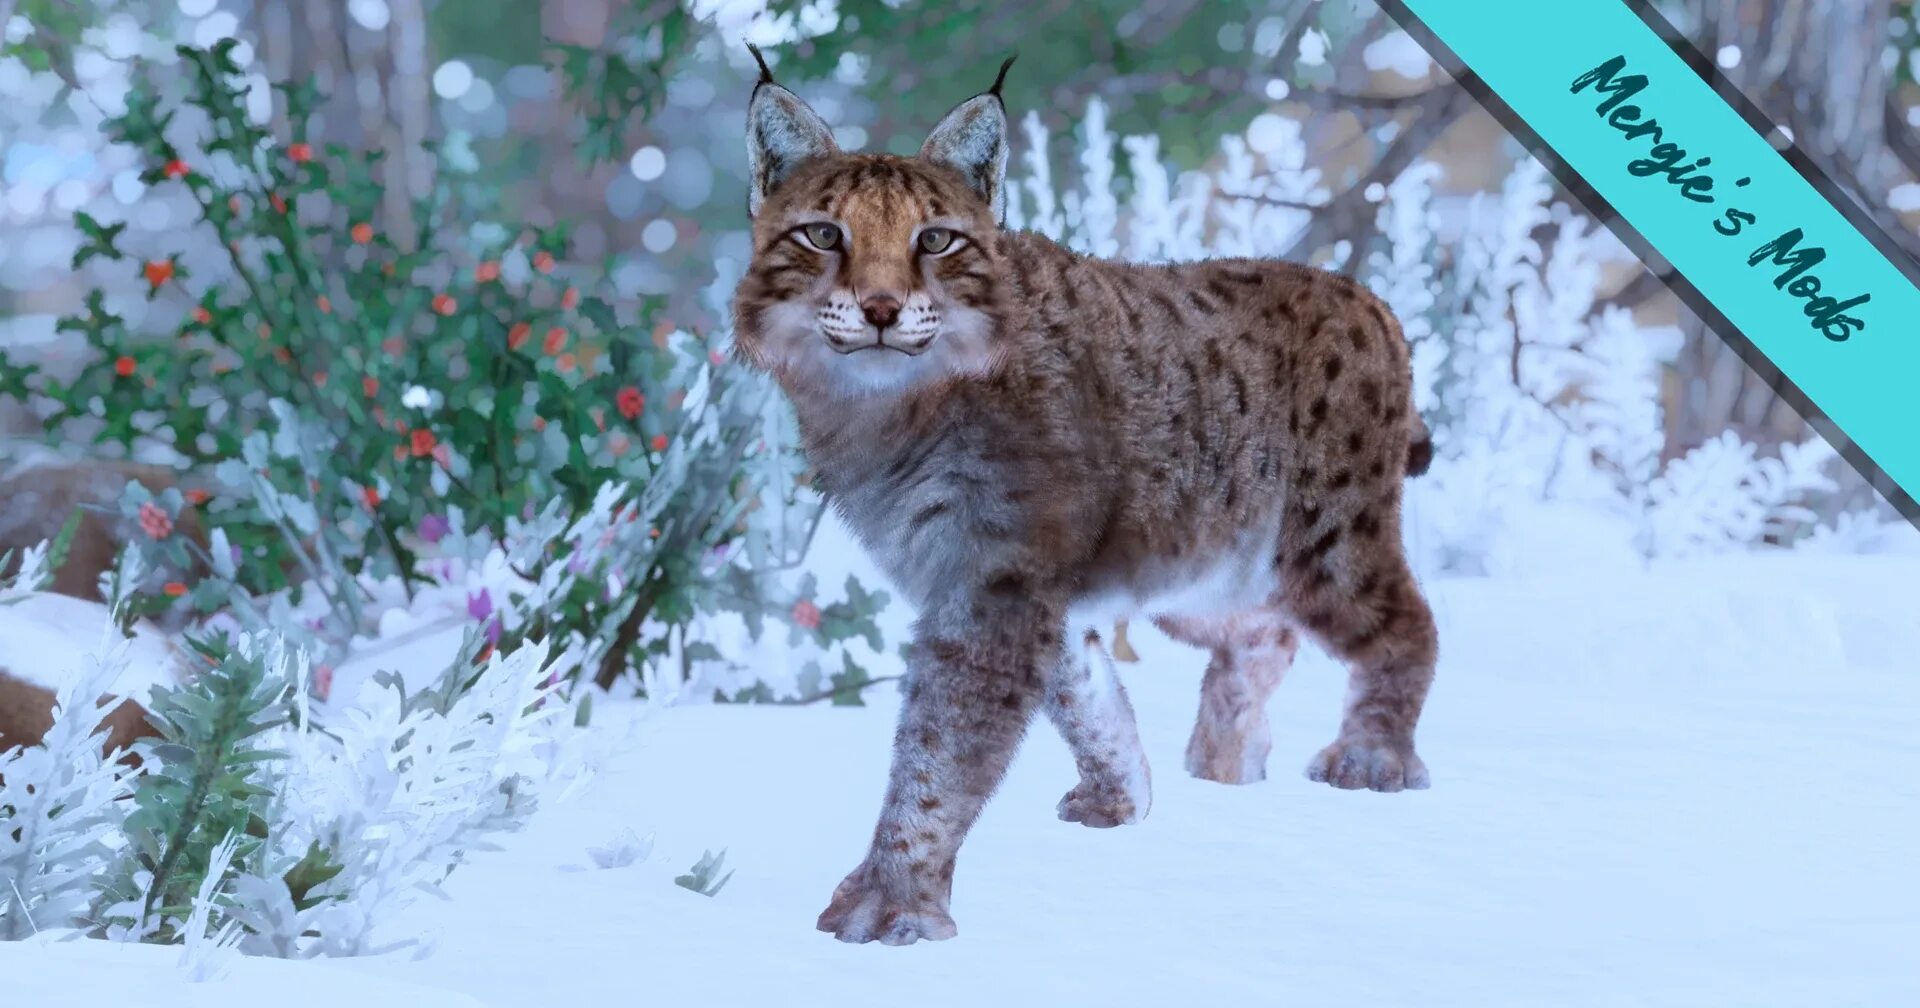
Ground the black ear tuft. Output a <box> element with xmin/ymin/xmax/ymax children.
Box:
<box><xmin>744</xmin><ymin>53</ymin><xmax>839</xmax><ymax>217</ymax></box>
<box><xmin>746</xmin><ymin>42</ymin><xmax>775</xmax><ymax>87</ymax></box>
<box><xmin>988</xmin><ymin>55</ymin><xmax>1017</xmax><ymax>101</ymax></box>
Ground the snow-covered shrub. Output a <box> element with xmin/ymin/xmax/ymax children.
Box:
<box><xmin>1372</xmin><ymin>159</ymin><xmax>1841</xmax><ymax>567</ymax></box>
<box><xmin>0</xmin><ymin>603</ymin><xmax>139</xmax><ymax>938</ymax></box>
<box><xmin>3</xmin><ymin>528</ymin><xmax>593</xmax><ymax>954</ymax></box>
<box><xmin>229</xmin><ymin>632</ymin><xmax>572</xmax><ymax>958</ymax></box>
<box><xmin>1644</xmin><ymin>433</ymin><xmax>1840</xmax><ymax>557</ymax></box>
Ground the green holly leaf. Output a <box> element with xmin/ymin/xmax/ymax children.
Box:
<box><xmin>72</xmin><ymin>211</ymin><xmax>128</xmax><ymax>267</ymax></box>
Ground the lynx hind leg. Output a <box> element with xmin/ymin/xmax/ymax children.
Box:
<box><xmin>1154</xmin><ymin>610</ymin><xmax>1298</xmax><ymax>785</ymax></box>
<box><xmin>1280</xmin><ymin>367</ymin><xmax>1437</xmax><ymax>792</ymax></box>
<box><xmin>1045</xmin><ymin>629</ymin><xmax>1151</xmax><ymax>828</ymax></box>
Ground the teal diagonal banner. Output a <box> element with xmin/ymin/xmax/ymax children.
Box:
<box><xmin>1384</xmin><ymin>0</ymin><xmax>1920</xmax><ymax>509</ymax></box>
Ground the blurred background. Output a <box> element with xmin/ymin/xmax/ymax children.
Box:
<box><xmin>1</xmin><ymin>0</ymin><xmax>1918</xmax><ymax>697</ymax></box>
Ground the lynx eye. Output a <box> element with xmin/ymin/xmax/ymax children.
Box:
<box><xmin>917</xmin><ymin>227</ymin><xmax>956</xmax><ymax>255</ymax></box>
<box><xmin>800</xmin><ymin>223</ymin><xmax>842</xmax><ymax>251</ymax></box>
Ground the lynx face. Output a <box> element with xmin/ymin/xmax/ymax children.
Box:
<box><xmin>732</xmin><ymin>64</ymin><xmax>1014</xmax><ymax>397</ymax></box>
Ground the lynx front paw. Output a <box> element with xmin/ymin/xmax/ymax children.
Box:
<box><xmin>816</xmin><ymin>863</ymin><xmax>958</xmax><ymax>946</ymax></box>
<box><xmin>1305</xmin><ymin>736</ymin><xmax>1430</xmax><ymax>793</ymax></box>
<box><xmin>1056</xmin><ymin>777</ymin><xmax>1146</xmax><ymax>828</ymax></box>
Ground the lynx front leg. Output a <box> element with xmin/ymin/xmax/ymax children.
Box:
<box><xmin>1046</xmin><ymin>629</ymin><xmax>1151</xmax><ymax>828</ymax></box>
<box><xmin>817</xmin><ymin>594</ymin><xmax>1062</xmax><ymax>946</ymax></box>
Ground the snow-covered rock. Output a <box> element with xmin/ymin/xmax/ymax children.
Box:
<box><xmin>0</xmin><ymin>592</ymin><xmax>188</xmax><ymax>753</ymax></box>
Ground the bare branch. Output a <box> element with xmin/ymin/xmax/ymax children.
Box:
<box><xmin>1281</xmin><ymin>83</ymin><xmax>1474</xmax><ymax>262</ymax></box>
<box><xmin>1585</xmin><ymin>269</ymin><xmax>1671</xmax><ymax>322</ymax></box>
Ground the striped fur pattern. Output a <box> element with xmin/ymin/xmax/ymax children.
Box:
<box><xmin>732</xmin><ymin>53</ymin><xmax>1437</xmax><ymax>945</ymax></box>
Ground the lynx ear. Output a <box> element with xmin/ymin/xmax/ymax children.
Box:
<box><xmin>920</xmin><ymin>56</ymin><xmax>1015</xmax><ymax>222</ymax></box>
<box><xmin>744</xmin><ymin>44</ymin><xmax>838</xmax><ymax>217</ymax></box>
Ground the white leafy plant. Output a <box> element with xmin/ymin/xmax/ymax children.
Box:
<box><xmin>0</xmin><ymin>549</ymin><xmax>149</xmax><ymax>939</ymax></box>
<box><xmin>214</xmin><ymin>631</ymin><xmax>576</xmax><ymax>959</ymax></box>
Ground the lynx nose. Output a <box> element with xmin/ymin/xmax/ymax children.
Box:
<box><xmin>860</xmin><ymin>294</ymin><xmax>901</xmax><ymax>331</ymax></box>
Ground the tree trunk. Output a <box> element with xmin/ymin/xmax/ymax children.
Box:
<box><xmin>254</xmin><ymin>0</ymin><xmax>436</xmax><ymax>247</ymax></box>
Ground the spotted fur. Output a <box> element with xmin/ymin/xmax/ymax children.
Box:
<box><xmin>732</xmin><ymin>53</ymin><xmax>1438</xmax><ymax>946</ymax></box>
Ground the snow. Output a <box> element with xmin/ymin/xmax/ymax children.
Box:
<box><xmin>1298</xmin><ymin>28</ymin><xmax>1330</xmax><ymax>67</ymax></box>
<box><xmin>0</xmin><ymin>592</ymin><xmax>185</xmax><ymax>699</ymax></box>
<box><xmin>0</xmin><ymin>935</ymin><xmax>484</xmax><ymax>1008</ymax></box>
<box><xmin>1889</xmin><ymin>182</ymin><xmax>1920</xmax><ymax>213</ymax></box>
<box><xmin>1363</xmin><ymin>30</ymin><xmax>1436</xmax><ymax>79</ymax></box>
<box><xmin>353</xmin><ymin>553</ymin><xmax>1915</xmax><ymax>1008</ymax></box>
<box><xmin>7</xmin><ymin>524</ymin><xmax>1919</xmax><ymax>1005</ymax></box>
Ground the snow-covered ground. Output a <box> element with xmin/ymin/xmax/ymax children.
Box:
<box><xmin>5</xmin><ymin>552</ymin><xmax>1917</xmax><ymax>1006</ymax></box>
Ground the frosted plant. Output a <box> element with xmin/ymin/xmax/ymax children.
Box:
<box><xmin>177</xmin><ymin>832</ymin><xmax>245</xmax><ymax>981</ymax></box>
<box><xmin>1013</xmin><ymin>111</ymin><xmax>1064</xmax><ymax>240</ymax></box>
<box><xmin>1121</xmin><ymin>134</ymin><xmax>1175</xmax><ymax>261</ymax></box>
<box><xmin>674</xmin><ymin>849</ymin><xmax>734</xmax><ymax>897</ymax></box>
<box><xmin>0</xmin><ymin>538</ymin><xmax>53</xmax><ymax>598</ymax></box>
<box><xmin>273</xmin><ymin>636</ymin><xmax>570</xmax><ymax>957</ymax></box>
<box><xmin>584</xmin><ymin>828</ymin><xmax>655</xmax><ymax>870</ymax></box>
<box><xmin>1574</xmin><ymin>307</ymin><xmax>1682</xmax><ymax>514</ymax></box>
<box><xmin>1067</xmin><ymin>98</ymin><xmax>1120</xmax><ymax>258</ymax></box>
<box><xmin>1645</xmin><ymin>433</ymin><xmax>1840</xmax><ymax>557</ymax></box>
<box><xmin>1796</xmin><ymin>509</ymin><xmax>1920</xmax><ymax>555</ymax></box>
<box><xmin>0</xmin><ymin>612</ymin><xmax>139</xmax><ymax>939</ymax></box>
<box><xmin>1366</xmin><ymin>160</ymin><xmax>1443</xmax><ymax>417</ymax></box>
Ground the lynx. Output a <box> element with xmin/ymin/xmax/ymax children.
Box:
<box><xmin>732</xmin><ymin>49</ymin><xmax>1439</xmax><ymax>946</ymax></box>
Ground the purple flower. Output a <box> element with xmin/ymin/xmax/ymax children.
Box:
<box><xmin>568</xmin><ymin>548</ymin><xmax>592</xmax><ymax>576</ymax></box>
<box><xmin>485</xmin><ymin>615</ymin><xmax>503</xmax><ymax>646</ymax></box>
<box><xmin>419</xmin><ymin>513</ymin><xmax>450</xmax><ymax>544</ymax></box>
<box><xmin>467</xmin><ymin>589</ymin><xmax>493</xmax><ymax>622</ymax></box>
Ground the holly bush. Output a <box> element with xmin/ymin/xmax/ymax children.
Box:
<box><xmin>4</xmin><ymin>41</ymin><xmax>887</xmax><ymax>697</ymax></box>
